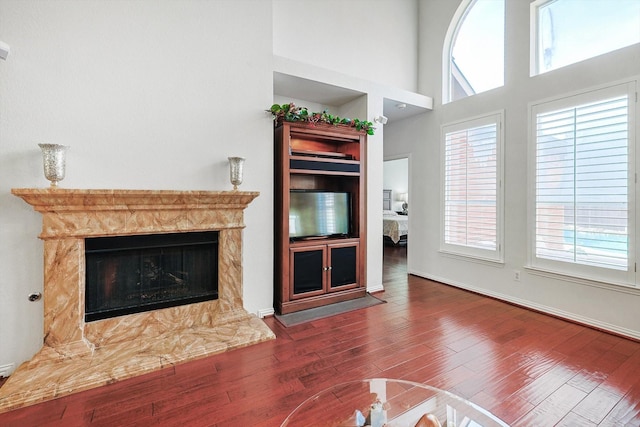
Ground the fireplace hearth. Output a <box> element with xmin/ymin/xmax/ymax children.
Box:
<box><xmin>2</xmin><ymin>188</ymin><xmax>275</xmax><ymax>413</ymax></box>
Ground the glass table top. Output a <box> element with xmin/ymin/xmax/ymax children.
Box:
<box><xmin>281</xmin><ymin>378</ymin><xmax>509</xmax><ymax>427</ymax></box>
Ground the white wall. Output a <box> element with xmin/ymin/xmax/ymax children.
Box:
<box><xmin>273</xmin><ymin>0</ymin><xmax>419</xmax><ymax>93</ymax></box>
<box><xmin>384</xmin><ymin>0</ymin><xmax>640</xmax><ymax>338</ymax></box>
<box><xmin>383</xmin><ymin>158</ymin><xmax>408</xmax><ymax>212</ymax></box>
<box><xmin>272</xmin><ymin>0</ymin><xmax>426</xmax><ymax>295</ymax></box>
<box><xmin>0</xmin><ymin>0</ymin><xmax>274</xmax><ymax>372</ymax></box>
<box><xmin>7</xmin><ymin>0</ymin><xmax>635</xmax><ymax>379</ymax></box>
<box><xmin>0</xmin><ymin>0</ymin><xmax>425</xmax><ymax>374</ymax></box>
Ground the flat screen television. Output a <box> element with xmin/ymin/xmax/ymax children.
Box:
<box><xmin>289</xmin><ymin>190</ymin><xmax>351</xmax><ymax>239</ymax></box>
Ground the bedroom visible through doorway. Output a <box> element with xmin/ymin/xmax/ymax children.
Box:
<box><xmin>383</xmin><ymin>157</ymin><xmax>409</xmax><ymax>268</ymax></box>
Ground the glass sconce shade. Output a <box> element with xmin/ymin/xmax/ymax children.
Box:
<box><xmin>38</xmin><ymin>143</ymin><xmax>69</xmax><ymax>187</ymax></box>
<box><xmin>228</xmin><ymin>157</ymin><xmax>245</xmax><ymax>190</ymax></box>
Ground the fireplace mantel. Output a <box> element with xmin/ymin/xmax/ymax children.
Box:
<box><xmin>11</xmin><ymin>188</ymin><xmax>259</xmax><ymax>238</ymax></box>
<box><xmin>12</xmin><ymin>188</ymin><xmax>260</xmax><ymax>211</ymax></box>
<box><xmin>1</xmin><ymin>188</ymin><xmax>275</xmax><ymax>413</ymax></box>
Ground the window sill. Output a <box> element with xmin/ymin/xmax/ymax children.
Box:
<box><xmin>525</xmin><ymin>266</ymin><xmax>640</xmax><ymax>296</ymax></box>
<box><xmin>439</xmin><ymin>250</ymin><xmax>504</xmax><ymax>267</ymax></box>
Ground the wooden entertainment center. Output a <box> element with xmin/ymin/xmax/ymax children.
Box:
<box><xmin>274</xmin><ymin>121</ymin><xmax>367</xmax><ymax>314</ymax></box>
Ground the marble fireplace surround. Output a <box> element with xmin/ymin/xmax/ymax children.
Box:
<box><xmin>0</xmin><ymin>188</ymin><xmax>275</xmax><ymax>413</ymax></box>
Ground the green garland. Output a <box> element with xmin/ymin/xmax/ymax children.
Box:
<box><xmin>267</xmin><ymin>103</ymin><xmax>375</xmax><ymax>135</ymax></box>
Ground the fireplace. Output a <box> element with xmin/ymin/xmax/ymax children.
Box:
<box><xmin>85</xmin><ymin>231</ymin><xmax>219</xmax><ymax>322</ymax></box>
<box><xmin>1</xmin><ymin>188</ymin><xmax>275</xmax><ymax>413</ymax></box>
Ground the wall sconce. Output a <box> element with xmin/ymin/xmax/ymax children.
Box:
<box><xmin>0</xmin><ymin>41</ymin><xmax>10</xmax><ymax>61</ymax></box>
<box><xmin>374</xmin><ymin>115</ymin><xmax>388</xmax><ymax>125</ymax></box>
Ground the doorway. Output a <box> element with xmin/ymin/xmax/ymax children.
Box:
<box><xmin>383</xmin><ymin>157</ymin><xmax>409</xmax><ymax>269</ymax></box>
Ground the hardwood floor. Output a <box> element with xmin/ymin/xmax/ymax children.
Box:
<box><xmin>1</xmin><ymin>245</ymin><xmax>639</xmax><ymax>426</ymax></box>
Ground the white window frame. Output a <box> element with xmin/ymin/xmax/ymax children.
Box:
<box><xmin>529</xmin><ymin>0</ymin><xmax>548</xmax><ymax>76</ymax></box>
<box><xmin>442</xmin><ymin>0</ymin><xmax>473</xmax><ymax>104</ymax></box>
<box><xmin>530</xmin><ymin>0</ymin><xmax>640</xmax><ymax>77</ymax></box>
<box><xmin>440</xmin><ymin>111</ymin><xmax>505</xmax><ymax>263</ymax></box>
<box><xmin>442</xmin><ymin>0</ymin><xmax>505</xmax><ymax>104</ymax></box>
<box><xmin>527</xmin><ymin>80</ymin><xmax>638</xmax><ymax>288</ymax></box>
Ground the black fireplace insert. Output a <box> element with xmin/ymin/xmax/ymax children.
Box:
<box><xmin>84</xmin><ymin>231</ymin><xmax>218</xmax><ymax>322</ymax></box>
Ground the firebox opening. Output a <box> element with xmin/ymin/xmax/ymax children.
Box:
<box><xmin>85</xmin><ymin>231</ymin><xmax>219</xmax><ymax>322</ymax></box>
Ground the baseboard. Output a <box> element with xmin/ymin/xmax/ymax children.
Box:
<box><xmin>0</xmin><ymin>364</ymin><xmax>15</xmax><ymax>378</ymax></box>
<box><xmin>367</xmin><ymin>283</ymin><xmax>385</xmax><ymax>293</ymax></box>
<box><xmin>257</xmin><ymin>308</ymin><xmax>275</xmax><ymax>318</ymax></box>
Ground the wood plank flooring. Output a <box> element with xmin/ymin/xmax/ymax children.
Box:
<box><xmin>1</xmin><ymin>245</ymin><xmax>639</xmax><ymax>426</ymax></box>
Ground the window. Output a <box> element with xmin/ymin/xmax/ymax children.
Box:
<box><xmin>442</xmin><ymin>112</ymin><xmax>504</xmax><ymax>261</ymax></box>
<box><xmin>531</xmin><ymin>0</ymin><xmax>640</xmax><ymax>76</ymax></box>
<box><xmin>530</xmin><ymin>82</ymin><xmax>637</xmax><ymax>287</ymax></box>
<box><xmin>444</xmin><ymin>0</ymin><xmax>505</xmax><ymax>103</ymax></box>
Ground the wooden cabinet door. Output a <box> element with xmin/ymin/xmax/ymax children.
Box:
<box><xmin>290</xmin><ymin>245</ymin><xmax>326</xmax><ymax>299</ymax></box>
<box><xmin>290</xmin><ymin>242</ymin><xmax>359</xmax><ymax>299</ymax></box>
<box><xmin>328</xmin><ymin>242</ymin><xmax>359</xmax><ymax>291</ymax></box>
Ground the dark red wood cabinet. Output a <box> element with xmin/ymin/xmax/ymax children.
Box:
<box><xmin>274</xmin><ymin>122</ymin><xmax>367</xmax><ymax>314</ymax></box>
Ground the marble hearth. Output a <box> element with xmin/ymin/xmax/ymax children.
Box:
<box><xmin>0</xmin><ymin>189</ymin><xmax>275</xmax><ymax>413</ymax></box>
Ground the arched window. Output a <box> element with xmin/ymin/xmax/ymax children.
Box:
<box><xmin>531</xmin><ymin>0</ymin><xmax>640</xmax><ymax>76</ymax></box>
<box><xmin>443</xmin><ymin>0</ymin><xmax>505</xmax><ymax>104</ymax></box>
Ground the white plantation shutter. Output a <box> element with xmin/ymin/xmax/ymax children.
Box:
<box><xmin>531</xmin><ymin>82</ymin><xmax>636</xmax><ymax>286</ymax></box>
<box><xmin>442</xmin><ymin>113</ymin><xmax>503</xmax><ymax>261</ymax></box>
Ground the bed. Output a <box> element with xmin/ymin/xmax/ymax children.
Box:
<box><xmin>382</xmin><ymin>190</ymin><xmax>408</xmax><ymax>245</ymax></box>
<box><xmin>383</xmin><ymin>210</ymin><xmax>408</xmax><ymax>245</ymax></box>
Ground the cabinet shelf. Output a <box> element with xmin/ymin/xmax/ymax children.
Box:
<box><xmin>290</xmin><ymin>152</ymin><xmax>360</xmax><ymax>175</ymax></box>
<box><xmin>290</xmin><ymin>167</ymin><xmax>360</xmax><ymax>176</ymax></box>
<box><xmin>290</xmin><ymin>236</ymin><xmax>359</xmax><ymax>248</ymax></box>
<box><xmin>290</xmin><ymin>155</ymin><xmax>358</xmax><ymax>164</ymax></box>
<box><xmin>291</xmin><ymin>149</ymin><xmax>354</xmax><ymax>160</ymax></box>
